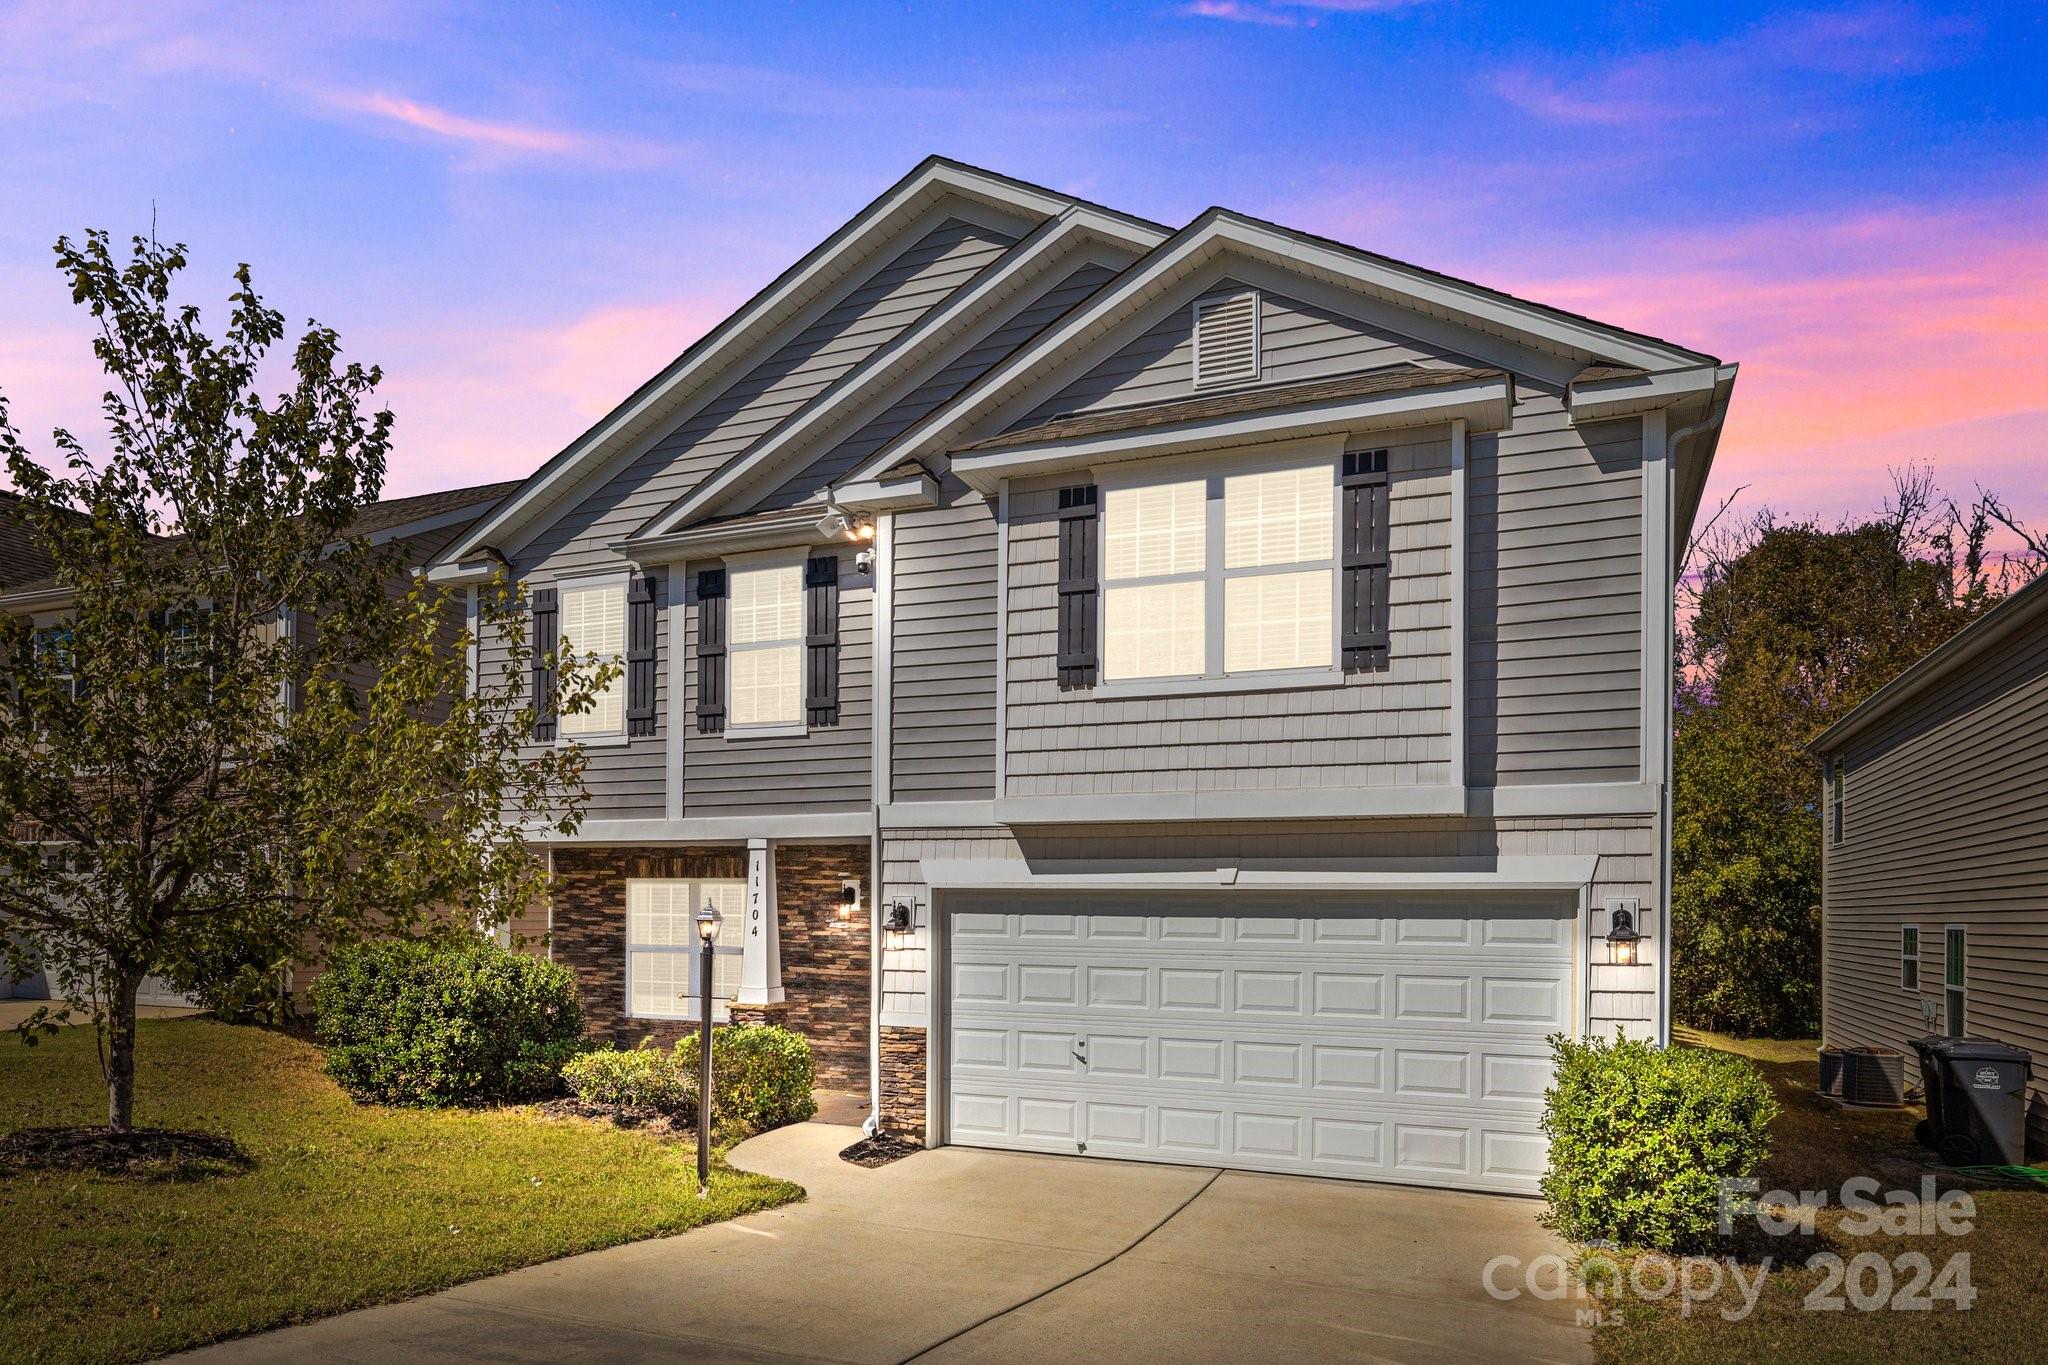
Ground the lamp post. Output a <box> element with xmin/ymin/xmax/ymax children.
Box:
<box><xmin>694</xmin><ymin>902</ymin><xmax>722</xmax><ymax>1197</ymax></box>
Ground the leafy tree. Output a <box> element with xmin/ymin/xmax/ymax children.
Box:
<box><xmin>1672</xmin><ymin>471</ymin><xmax>2042</xmax><ymax>1036</ymax></box>
<box><xmin>0</xmin><ymin>230</ymin><xmax>607</xmax><ymax>1133</ymax></box>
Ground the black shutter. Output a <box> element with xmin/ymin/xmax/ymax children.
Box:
<box><xmin>625</xmin><ymin>573</ymin><xmax>658</xmax><ymax>737</ymax></box>
<box><xmin>1341</xmin><ymin>449</ymin><xmax>1391</xmax><ymax>673</ymax></box>
<box><xmin>530</xmin><ymin>587</ymin><xmax>558</xmax><ymax>741</ymax></box>
<box><xmin>695</xmin><ymin>568</ymin><xmax>727</xmax><ymax>734</ymax></box>
<box><xmin>804</xmin><ymin>554</ymin><xmax>840</xmax><ymax>726</ymax></box>
<box><xmin>1057</xmin><ymin>484</ymin><xmax>1099</xmax><ymax>689</ymax></box>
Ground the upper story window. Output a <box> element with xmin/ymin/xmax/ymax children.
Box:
<box><xmin>728</xmin><ymin>557</ymin><xmax>803</xmax><ymax>728</ymax></box>
<box><xmin>1101</xmin><ymin>456</ymin><xmax>1335</xmax><ymax>683</ymax></box>
<box><xmin>33</xmin><ymin>625</ymin><xmax>77</xmax><ymax>699</ymax></box>
<box><xmin>1829</xmin><ymin>757</ymin><xmax>1845</xmax><ymax>845</ymax></box>
<box><xmin>1901</xmin><ymin>925</ymin><xmax>1920</xmax><ymax>991</ymax></box>
<box><xmin>558</xmin><ymin>579</ymin><xmax>625</xmax><ymax>738</ymax></box>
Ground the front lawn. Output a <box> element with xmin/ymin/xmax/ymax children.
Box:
<box><xmin>0</xmin><ymin>1018</ymin><xmax>802</xmax><ymax>1364</ymax></box>
<box><xmin>1593</xmin><ymin>1030</ymin><xmax>2048</xmax><ymax>1362</ymax></box>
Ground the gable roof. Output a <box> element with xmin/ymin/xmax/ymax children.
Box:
<box><xmin>427</xmin><ymin>158</ymin><xmax>1115</xmax><ymax>579</ymax></box>
<box><xmin>953</xmin><ymin>365</ymin><xmax>1503</xmax><ymax>453</ymax></box>
<box><xmin>622</xmin><ymin>203</ymin><xmax>1166</xmax><ymax>544</ymax></box>
<box><xmin>0</xmin><ymin>479</ymin><xmax>518</xmax><ymax>604</ymax></box>
<box><xmin>842</xmin><ymin>207</ymin><xmax>1723</xmax><ymax>488</ymax></box>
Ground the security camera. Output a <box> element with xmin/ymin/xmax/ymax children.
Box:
<box><xmin>855</xmin><ymin>547</ymin><xmax>874</xmax><ymax>575</ymax></box>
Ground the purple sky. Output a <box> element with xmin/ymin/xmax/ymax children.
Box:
<box><xmin>2</xmin><ymin>1</ymin><xmax>2042</xmax><ymax>543</ymax></box>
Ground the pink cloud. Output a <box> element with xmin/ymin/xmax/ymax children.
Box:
<box><xmin>1176</xmin><ymin>0</ymin><xmax>1432</xmax><ymax>25</ymax></box>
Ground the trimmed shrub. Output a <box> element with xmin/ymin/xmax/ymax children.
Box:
<box><xmin>678</xmin><ymin>1025</ymin><xmax>818</xmax><ymax>1140</ymax></box>
<box><xmin>1540</xmin><ymin>1033</ymin><xmax>1779</xmax><ymax>1251</ymax></box>
<box><xmin>562</xmin><ymin>1040</ymin><xmax>690</xmax><ymax>1112</ymax></box>
<box><xmin>313</xmin><ymin>936</ymin><xmax>585</xmax><ymax>1106</ymax></box>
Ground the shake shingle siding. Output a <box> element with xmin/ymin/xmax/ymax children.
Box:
<box><xmin>1000</xmin><ymin>427</ymin><xmax>1454</xmax><ymax>797</ymax></box>
<box><xmin>757</xmin><ymin>262</ymin><xmax>1121</xmax><ymax>510</ymax></box>
<box><xmin>890</xmin><ymin>484</ymin><xmax>1001</xmax><ymax>801</ymax></box>
<box><xmin>1822</xmin><ymin>615</ymin><xmax>2048</xmax><ymax>1157</ymax></box>
<box><xmin>514</xmin><ymin>217</ymin><xmax>1016</xmax><ymax>577</ymax></box>
<box><xmin>1470</xmin><ymin>400</ymin><xmax>1643</xmax><ymax>786</ymax></box>
<box><xmin>1017</xmin><ymin>283</ymin><xmax>1459</xmax><ymax>426</ymax></box>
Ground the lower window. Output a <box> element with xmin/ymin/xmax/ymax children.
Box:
<box><xmin>626</xmin><ymin>879</ymin><xmax>744</xmax><ymax>1020</ymax></box>
<box><xmin>1944</xmin><ymin>926</ymin><xmax>1967</xmax><ymax>1037</ymax></box>
<box><xmin>1900</xmin><ymin>925</ymin><xmax>1919</xmax><ymax>991</ymax></box>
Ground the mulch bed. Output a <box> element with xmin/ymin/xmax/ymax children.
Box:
<box><xmin>0</xmin><ymin>1125</ymin><xmax>252</xmax><ymax>1178</ymax></box>
<box><xmin>534</xmin><ymin>1097</ymin><xmax>694</xmax><ymax>1137</ymax></box>
<box><xmin>839</xmin><ymin>1132</ymin><xmax>922</xmax><ymax>1168</ymax></box>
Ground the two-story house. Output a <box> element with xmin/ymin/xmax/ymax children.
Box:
<box><xmin>432</xmin><ymin>158</ymin><xmax>1737</xmax><ymax>1196</ymax></box>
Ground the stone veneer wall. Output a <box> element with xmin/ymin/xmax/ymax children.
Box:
<box><xmin>550</xmin><ymin>844</ymin><xmax>871</xmax><ymax>1087</ymax></box>
<box><xmin>879</xmin><ymin>1025</ymin><xmax>927</xmax><ymax>1141</ymax></box>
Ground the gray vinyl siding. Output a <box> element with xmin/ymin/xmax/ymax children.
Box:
<box><xmin>476</xmin><ymin>567</ymin><xmax>671</xmax><ymax>821</ymax></box>
<box><xmin>1017</xmin><ymin>282</ymin><xmax>1458</xmax><ymax>426</ymax></box>
<box><xmin>891</xmin><ymin>482</ymin><xmax>1000</xmax><ymax>801</ymax></box>
<box><xmin>877</xmin><ymin>817</ymin><xmax>1655</xmax><ymax>1031</ymax></box>
<box><xmin>1469</xmin><ymin>402</ymin><xmax>1643</xmax><ymax>787</ymax></box>
<box><xmin>1001</xmin><ymin>426</ymin><xmax>1455</xmax><ymax>798</ymax></box>
<box><xmin>757</xmin><ymin>262</ymin><xmax>1120</xmax><ymax>511</ymax></box>
<box><xmin>514</xmin><ymin>217</ymin><xmax>1016</xmax><ymax>577</ymax></box>
<box><xmin>1821</xmin><ymin>616</ymin><xmax>2048</xmax><ymax>1156</ymax></box>
<box><xmin>681</xmin><ymin>550</ymin><xmax>873</xmax><ymax>814</ymax></box>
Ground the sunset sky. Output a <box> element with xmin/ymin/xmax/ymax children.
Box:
<box><xmin>1</xmin><ymin>1</ymin><xmax>2041</xmax><ymax>539</ymax></box>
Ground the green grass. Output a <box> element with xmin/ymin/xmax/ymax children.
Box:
<box><xmin>0</xmin><ymin>1018</ymin><xmax>803</xmax><ymax>1364</ymax></box>
<box><xmin>1592</xmin><ymin>1029</ymin><xmax>2048</xmax><ymax>1362</ymax></box>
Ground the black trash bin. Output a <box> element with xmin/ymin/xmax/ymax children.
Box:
<box><xmin>1914</xmin><ymin>1035</ymin><xmax>2032</xmax><ymax>1166</ymax></box>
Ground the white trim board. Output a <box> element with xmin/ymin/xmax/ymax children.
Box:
<box><xmin>427</xmin><ymin>161</ymin><xmax>1093</xmax><ymax>578</ymax></box>
<box><xmin>919</xmin><ymin>854</ymin><xmax>1599</xmax><ymax>894</ymax></box>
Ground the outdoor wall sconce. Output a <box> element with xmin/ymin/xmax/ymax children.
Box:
<box><xmin>837</xmin><ymin>881</ymin><xmax>861</xmax><ymax>923</ymax></box>
<box><xmin>1607</xmin><ymin>904</ymin><xmax>1641</xmax><ymax>966</ymax></box>
<box><xmin>884</xmin><ymin>900</ymin><xmax>913</xmax><ymax>933</ymax></box>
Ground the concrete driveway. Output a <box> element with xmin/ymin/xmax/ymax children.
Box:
<box><xmin>176</xmin><ymin>1123</ymin><xmax>1590</xmax><ymax>1364</ymax></box>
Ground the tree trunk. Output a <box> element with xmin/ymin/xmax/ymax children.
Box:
<box><xmin>107</xmin><ymin>980</ymin><xmax>139</xmax><ymax>1134</ymax></box>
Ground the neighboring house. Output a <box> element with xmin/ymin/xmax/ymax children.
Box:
<box><xmin>1809</xmin><ymin>574</ymin><xmax>2048</xmax><ymax>1159</ymax></box>
<box><xmin>432</xmin><ymin>157</ymin><xmax>1737</xmax><ymax>1196</ymax></box>
<box><xmin>0</xmin><ymin>479</ymin><xmax>522</xmax><ymax>1006</ymax></box>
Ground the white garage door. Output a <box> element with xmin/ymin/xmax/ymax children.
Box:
<box><xmin>945</xmin><ymin>895</ymin><xmax>1576</xmax><ymax>1195</ymax></box>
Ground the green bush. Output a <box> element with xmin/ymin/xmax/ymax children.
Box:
<box><xmin>313</xmin><ymin>936</ymin><xmax>585</xmax><ymax>1106</ymax></box>
<box><xmin>562</xmin><ymin>1039</ymin><xmax>690</xmax><ymax>1112</ymax></box>
<box><xmin>680</xmin><ymin>1024</ymin><xmax>818</xmax><ymax>1139</ymax></box>
<box><xmin>1540</xmin><ymin>1033</ymin><xmax>1778</xmax><ymax>1251</ymax></box>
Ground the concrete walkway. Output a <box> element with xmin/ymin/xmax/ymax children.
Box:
<box><xmin>175</xmin><ymin>1123</ymin><xmax>1590</xmax><ymax>1364</ymax></box>
<box><xmin>0</xmin><ymin>1000</ymin><xmax>198</xmax><ymax>1029</ymax></box>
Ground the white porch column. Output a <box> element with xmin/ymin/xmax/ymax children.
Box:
<box><xmin>737</xmin><ymin>837</ymin><xmax>784</xmax><ymax>1005</ymax></box>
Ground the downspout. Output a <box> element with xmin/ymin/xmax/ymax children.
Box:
<box><xmin>1659</xmin><ymin>402</ymin><xmax>1727</xmax><ymax>1045</ymax></box>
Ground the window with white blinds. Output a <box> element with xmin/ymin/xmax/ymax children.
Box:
<box><xmin>728</xmin><ymin>558</ymin><xmax>803</xmax><ymax>727</ymax></box>
<box><xmin>1103</xmin><ymin>480</ymin><xmax>1206</xmax><ymax>680</ymax></box>
<box><xmin>626</xmin><ymin>879</ymin><xmax>745</xmax><ymax>1020</ymax></box>
<box><xmin>1101</xmin><ymin>457</ymin><xmax>1338</xmax><ymax>681</ymax></box>
<box><xmin>559</xmin><ymin>580</ymin><xmax>625</xmax><ymax>736</ymax></box>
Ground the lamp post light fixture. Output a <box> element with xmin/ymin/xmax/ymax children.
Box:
<box><xmin>694</xmin><ymin>903</ymin><xmax>722</xmax><ymax>1196</ymax></box>
<box><xmin>1606</xmin><ymin>905</ymin><xmax>1641</xmax><ymax>967</ymax></box>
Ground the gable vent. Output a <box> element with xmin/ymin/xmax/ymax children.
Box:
<box><xmin>1192</xmin><ymin>290</ymin><xmax>1260</xmax><ymax>388</ymax></box>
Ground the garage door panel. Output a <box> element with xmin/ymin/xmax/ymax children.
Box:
<box><xmin>947</xmin><ymin>896</ymin><xmax>1575</xmax><ymax>1194</ymax></box>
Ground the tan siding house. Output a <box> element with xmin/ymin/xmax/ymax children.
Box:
<box><xmin>1811</xmin><ymin>574</ymin><xmax>2048</xmax><ymax>1158</ymax></box>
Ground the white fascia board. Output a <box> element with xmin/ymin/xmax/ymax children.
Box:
<box><xmin>845</xmin><ymin>212</ymin><xmax>1712</xmax><ymax>486</ymax></box>
<box><xmin>1567</xmin><ymin>364</ymin><xmax>1721</xmax><ymax>423</ymax></box>
<box><xmin>835</xmin><ymin>471</ymin><xmax>939</xmax><ymax>513</ymax></box>
<box><xmin>630</xmin><ymin>209</ymin><xmax>1166</xmax><ymax>541</ymax></box>
<box><xmin>428</xmin><ymin>162</ymin><xmax>1072</xmax><ymax>573</ymax></box>
<box><xmin>947</xmin><ymin>377</ymin><xmax>1513</xmax><ymax>496</ymax></box>
<box><xmin>920</xmin><ymin>854</ymin><xmax>1599</xmax><ymax>895</ymax></box>
<box><xmin>614</xmin><ymin>509</ymin><xmax>842</xmax><ymax>564</ymax></box>
<box><xmin>0</xmin><ymin>586</ymin><xmax>76</xmax><ymax>613</ymax></box>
